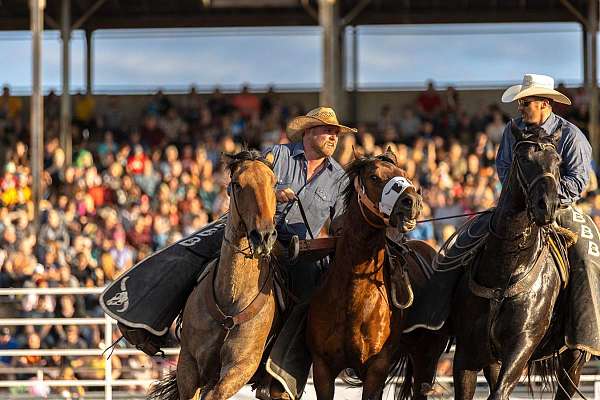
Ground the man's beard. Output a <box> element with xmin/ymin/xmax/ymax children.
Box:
<box><xmin>314</xmin><ymin>140</ymin><xmax>336</xmax><ymax>157</ymax></box>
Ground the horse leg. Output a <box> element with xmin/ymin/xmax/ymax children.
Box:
<box><xmin>202</xmin><ymin>352</ymin><xmax>262</xmax><ymax>400</ymax></box>
<box><xmin>408</xmin><ymin>331</ymin><xmax>448</xmax><ymax>399</ymax></box>
<box><xmin>177</xmin><ymin>348</ymin><xmax>201</xmax><ymax>400</ymax></box>
<box><xmin>554</xmin><ymin>349</ymin><xmax>588</xmax><ymax>400</ymax></box>
<box><xmin>312</xmin><ymin>355</ymin><xmax>337</xmax><ymax>400</ymax></box>
<box><xmin>483</xmin><ymin>362</ymin><xmax>500</xmax><ymax>392</ymax></box>
<box><xmin>361</xmin><ymin>351</ymin><xmax>393</xmax><ymax>400</ymax></box>
<box><xmin>488</xmin><ymin>339</ymin><xmax>540</xmax><ymax>400</ymax></box>
<box><xmin>453</xmin><ymin>350</ymin><xmax>478</xmax><ymax>400</ymax></box>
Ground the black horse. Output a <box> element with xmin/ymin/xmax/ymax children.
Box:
<box><xmin>450</xmin><ymin>122</ymin><xmax>587</xmax><ymax>400</ymax></box>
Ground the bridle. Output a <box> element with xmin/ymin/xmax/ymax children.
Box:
<box><xmin>354</xmin><ymin>175</ymin><xmax>390</xmax><ymax>228</ymax></box>
<box><xmin>224</xmin><ymin>181</ymin><xmax>256</xmax><ymax>259</ymax></box>
<box><xmin>489</xmin><ymin>139</ymin><xmax>559</xmax><ymax>243</ymax></box>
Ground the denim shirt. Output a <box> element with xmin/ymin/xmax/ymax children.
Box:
<box><xmin>266</xmin><ymin>142</ymin><xmax>347</xmax><ymax>243</ymax></box>
<box><xmin>496</xmin><ymin>113</ymin><xmax>593</xmax><ymax>205</ymax></box>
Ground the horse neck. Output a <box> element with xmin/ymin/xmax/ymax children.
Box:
<box><xmin>334</xmin><ymin>198</ymin><xmax>387</xmax><ymax>275</ymax></box>
<box><xmin>479</xmin><ymin>168</ymin><xmax>540</xmax><ymax>285</ymax></box>
<box><xmin>214</xmin><ymin>216</ymin><xmax>267</xmax><ymax>311</ymax></box>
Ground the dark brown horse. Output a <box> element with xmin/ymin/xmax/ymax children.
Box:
<box><xmin>147</xmin><ymin>150</ymin><xmax>278</xmax><ymax>400</ymax></box>
<box><xmin>307</xmin><ymin>150</ymin><xmax>441</xmax><ymax>400</ymax></box>
<box><xmin>451</xmin><ymin>123</ymin><xmax>587</xmax><ymax>400</ymax></box>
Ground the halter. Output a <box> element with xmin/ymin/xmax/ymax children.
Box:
<box><xmin>223</xmin><ymin>181</ymin><xmax>255</xmax><ymax>259</ymax></box>
<box><xmin>354</xmin><ymin>175</ymin><xmax>416</xmax><ymax>229</ymax></box>
<box><xmin>354</xmin><ymin>176</ymin><xmax>389</xmax><ymax>228</ymax></box>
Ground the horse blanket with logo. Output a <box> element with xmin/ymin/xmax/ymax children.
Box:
<box><xmin>402</xmin><ymin>207</ymin><xmax>600</xmax><ymax>356</ymax></box>
<box><xmin>100</xmin><ymin>215</ymin><xmax>227</xmax><ymax>341</ymax></box>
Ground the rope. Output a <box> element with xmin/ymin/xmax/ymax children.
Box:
<box><xmin>416</xmin><ymin>210</ymin><xmax>492</xmax><ymax>224</ymax></box>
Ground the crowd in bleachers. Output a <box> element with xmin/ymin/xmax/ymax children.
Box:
<box><xmin>0</xmin><ymin>81</ymin><xmax>599</xmax><ymax>396</ymax></box>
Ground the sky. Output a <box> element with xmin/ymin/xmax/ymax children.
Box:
<box><xmin>0</xmin><ymin>23</ymin><xmax>587</xmax><ymax>94</ymax></box>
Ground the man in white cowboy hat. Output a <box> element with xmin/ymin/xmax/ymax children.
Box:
<box><xmin>255</xmin><ymin>106</ymin><xmax>356</xmax><ymax>400</ymax></box>
<box><xmin>498</xmin><ymin>73</ymin><xmax>600</xmax><ymax>361</ymax></box>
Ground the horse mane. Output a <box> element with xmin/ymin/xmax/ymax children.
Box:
<box><xmin>224</xmin><ymin>149</ymin><xmax>273</xmax><ymax>175</ymax></box>
<box><xmin>342</xmin><ymin>153</ymin><xmax>401</xmax><ymax>210</ymax></box>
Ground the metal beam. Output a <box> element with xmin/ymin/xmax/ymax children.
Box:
<box><xmin>301</xmin><ymin>0</ymin><xmax>319</xmax><ymax>22</ymax></box>
<box><xmin>29</xmin><ymin>0</ymin><xmax>45</xmax><ymax>236</ymax></box>
<box><xmin>588</xmin><ymin>0</ymin><xmax>599</xmax><ymax>165</ymax></box>
<box><xmin>72</xmin><ymin>0</ymin><xmax>107</xmax><ymax>30</ymax></box>
<box><xmin>559</xmin><ymin>0</ymin><xmax>587</xmax><ymax>26</ymax></box>
<box><xmin>60</xmin><ymin>0</ymin><xmax>72</xmax><ymax>168</ymax></box>
<box><xmin>341</xmin><ymin>0</ymin><xmax>371</xmax><ymax>26</ymax></box>
<box><xmin>0</xmin><ymin>8</ymin><xmax>587</xmax><ymax>31</ymax></box>
<box><xmin>319</xmin><ymin>0</ymin><xmax>346</xmax><ymax>115</ymax></box>
<box><xmin>85</xmin><ymin>29</ymin><xmax>93</xmax><ymax>94</ymax></box>
<box><xmin>44</xmin><ymin>11</ymin><xmax>59</xmax><ymax>29</ymax></box>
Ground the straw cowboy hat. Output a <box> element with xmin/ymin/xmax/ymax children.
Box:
<box><xmin>501</xmin><ymin>73</ymin><xmax>571</xmax><ymax>105</ymax></box>
<box><xmin>286</xmin><ymin>106</ymin><xmax>357</xmax><ymax>142</ymax></box>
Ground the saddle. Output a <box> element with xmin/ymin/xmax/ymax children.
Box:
<box><xmin>434</xmin><ymin>212</ymin><xmax>576</xmax><ymax>289</ymax></box>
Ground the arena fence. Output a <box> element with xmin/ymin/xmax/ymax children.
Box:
<box><xmin>1</xmin><ymin>287</ymin><xmax>600</xmax><ymax>400</ymax></box>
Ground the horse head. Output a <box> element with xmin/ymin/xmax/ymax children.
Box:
<box><xmin>509</xmin><ymin>121</ymin><xmax>562</xmax><ymax>226</ymax></box>
<box><xmin>224</xmin><ymin>150</ymin><xmax>277</xmax><ymax>258</ymax></box>
<box><xmin>344</xmin><ymin>147</ymin><xmax>422</xmax><ymax>232</ymax></box>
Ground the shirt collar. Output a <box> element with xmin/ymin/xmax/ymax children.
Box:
<box><xmin>291</xmin><ymin>142</ymin><xmax>334</xmax><ymax>171</ymax></box>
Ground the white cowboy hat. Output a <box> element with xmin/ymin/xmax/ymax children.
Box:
<box><xmin>501</xmin><ymin>74</ymin><xmax>571</xmax><ymax>105</ymax></box>
<box><xmin>286</xmin><ymin>106</ymin><xmax>357</xmax><ymax>142</ymax></box>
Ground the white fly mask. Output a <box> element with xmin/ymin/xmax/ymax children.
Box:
<box><xmin>379</xmin><ymin>176</ymin><xmax>416</xmax><ymax>217</ymax></box>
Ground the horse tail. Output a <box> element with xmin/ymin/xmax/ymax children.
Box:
<box><xmin>389</xmin><ymin>353</ymin><xmax>412</xmax><ymax>400</ymax></box>
<box><xmin>527</xmin><ymin>356</ymin><xmax>557</xmax><ymax>396</ymax></box>
<box><xmin>147</xmin><ymin>370</ymin><xmax>179</xmax><ymax>400</ymax></box>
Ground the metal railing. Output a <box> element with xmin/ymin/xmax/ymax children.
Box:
<box><xmin>0</xmin><ymin>287</ymin><xmax>179</xmax><ymax>400</ymax></box>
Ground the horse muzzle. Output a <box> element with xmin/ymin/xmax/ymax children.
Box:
<box><xmin>248</xmin><ymin>228</ymin><xmax>277</xmax><ymax>258</ymax></box>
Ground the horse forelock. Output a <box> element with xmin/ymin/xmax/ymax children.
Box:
<box><xmin>225</xmin><ymin>149</ymin><xmax>274</xmax><ymax>177</ymax></box>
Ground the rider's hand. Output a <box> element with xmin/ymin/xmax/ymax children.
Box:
<box><xmin>276</xmin><ymin>188</ymin><xmax>297</xmax><ymax>203</ymax></box>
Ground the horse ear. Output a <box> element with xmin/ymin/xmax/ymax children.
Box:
<box><xmin>510</xmin><ymin>119</ymin><xmax>524</xmax><ymax>141</ymax></box>
<box><xmin>384</xmin><ymin>146</ymin><xmax>399</xmax><ymax>166</ymax></box>
<box><xmin>222</xmin><ymin>152</ymin><xmax>239</xmax><ymax>175</ymax></box>
<box><xmin>352</xmin><ymin>146</ymin><xmax>364</xmax><ymax>159</ymax></box>
<box><xmin>264</xmin><ymin>152</ymin><xmax>275</xmax><ymax>165</ymax></box>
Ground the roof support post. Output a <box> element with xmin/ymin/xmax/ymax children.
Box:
<box><xmin>85</xmin><ymin>29</ymin><xmax>93</xmax><ymax>94</ymax></box>
<box><xmin>29</xmin><ymin>0</ymin><xmax>45</xmax><ymax>235</ymax></box>
<box><xmin>60</xmin><ymin>0</ymin><xmax>72</xmax><ymax>167</ymax></box>
<box><xmin>586</xmin><ymin>0</ymin><xmax>599</xmax><ymax>165</ymax></box>
<box><xmin>319</xmin><ymin>0</ymin><xmax>346</xmax><ymax>116</ymax></box>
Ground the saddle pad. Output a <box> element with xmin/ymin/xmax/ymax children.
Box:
<box><xmin>100</xmin><ymin>215</ymin><xmax>227</xmax><ymax>336</ymax></box>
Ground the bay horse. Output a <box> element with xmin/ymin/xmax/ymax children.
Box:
<box><xmin>148</xmin><ymin>150</ymin><xmax>278</xmax><ymax>400</ymax></box>
<box><xmin>307</xmin><ymin>150</ymin><xmax>441</xmax><ymax>400</ymax></box>
<box><xmin>451</xmin><ymin>123</ymin><xmax>586</xmax><ymax>400</ymax></box>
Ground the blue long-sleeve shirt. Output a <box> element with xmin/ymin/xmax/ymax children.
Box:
<box><xmin>496</xmin><ymin>113</ymin><xmax>592</xmax><ymax>205</ymax></box>
<box><xmin>267</xmin><ymin>142</ymin><xmax>347</xmax><ymax>243</ymax></box>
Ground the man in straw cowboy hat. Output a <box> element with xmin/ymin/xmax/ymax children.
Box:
<box><xmin>256</xmin><ymin>106</ymin><xmax>356</xmax><ymax>400</ymax></box>
<box><xmin>497</xmin><ymin>73</ymin><xmax>600</xmax><ymax>358</ymax></box>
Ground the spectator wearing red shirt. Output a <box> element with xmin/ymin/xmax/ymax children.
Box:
<box><xmin>232</xmin><ymin>85</ymin><xmax>260</xmax><ymax>119</ymax></box>
<box><xmin>417</xmin><ymin>80</ymin><xmax>442</xmax><ymax>118</ymax></box>
<box><xmin>126</xmin><ymin>145</ymin><xmax>147</xmax><ymax>175</ymax></box>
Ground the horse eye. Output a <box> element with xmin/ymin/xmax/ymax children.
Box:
<box><xmin>370</xmin><ymin>175</ymin><xmax>379</xmax><ymax>182</ymax></box>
